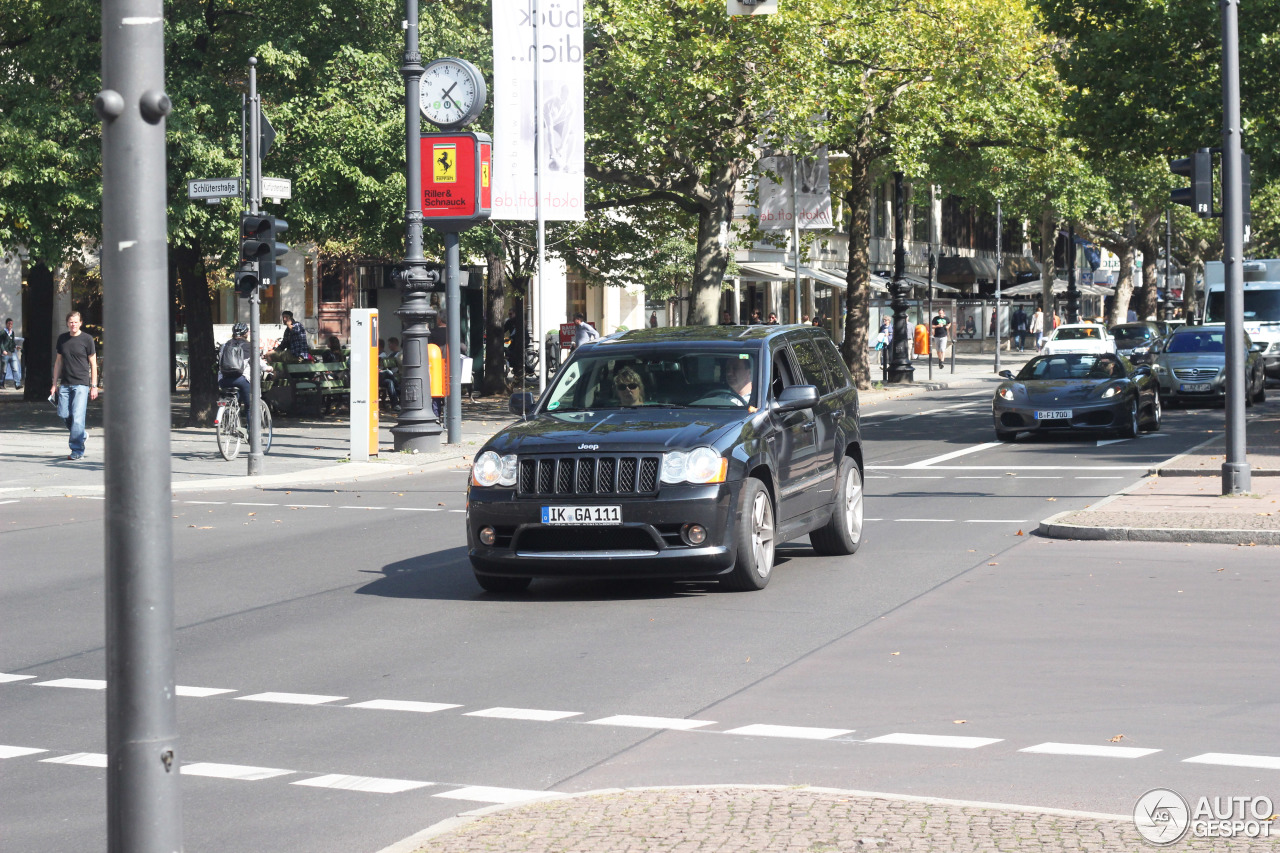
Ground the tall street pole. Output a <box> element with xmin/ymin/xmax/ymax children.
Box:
<box><xmin>886</xmin><ymin>171</ymin><xmax>914</xmax><ymax>383</ymax></box>
<box><xmin>533</xmin><ymin>0</ymin><xmax>547</xmax><ymax>393</ymax></box>
<box><xmin>1065</xmin><ymin>224</ymin><xmax>1080</xmax><ymax>324</ymax></box>
<box><xmin>246</xmin><ymin>58</ymin><xmax>264</xmax><ymax>475</ymax></box>
<box><xmin>392</xmin><ymin>0</ymin><xmax>443</xmax><ymax>453</ymax></box>
<box><xmin>96</xmin><ymin>0</ymin><xmax>182</xmax><ymax>849</ymax></box>
<box><xmin>445</xmin><ymin>233</ymin><xmax>462</xmax><ymax>443</ymax></box>
<box><xmin>994</xmin><ymin>200</ymin><xmax>1002</xmax><ymax>374</ymax></box>
<box><xmin>1220</xmin><ymin>0</ymin><xmax>1250</xmax><ymax>494</ymax></box>
<box><xmin>792</xmin><ymin>151</ymin><xmax>800</xmax><ymax>322</ymax></box>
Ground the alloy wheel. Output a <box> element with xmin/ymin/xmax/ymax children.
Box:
<box><xmin>751</xmin><ymin>490</ymin><xmax>775</xmax><ymax>577</ymax></box>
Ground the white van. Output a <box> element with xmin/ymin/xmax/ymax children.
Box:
<box><xmin>1204</xmin><ymin>259</ymin><xmax>1280</xmax><ymax>378</ymax></box>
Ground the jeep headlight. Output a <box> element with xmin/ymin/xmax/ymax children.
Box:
<box><xmin>662</xmin><ymin>447</ymin><xmax>727</xmax><ymax>485</ymax></box>
<box><xmin>472</xmin><ymin>451</ymin><xmax>518</xmax><ymax>487</ymax></box>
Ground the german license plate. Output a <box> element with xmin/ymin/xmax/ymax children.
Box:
<box><xmin>542</xmin><ymin>505</ymin><xmax>622</xmax><ymax>525</ymax></box>
<box><xmin>1035</xmin><ymin>409</ymin><xmax>1072</xmax><ymax>420</ymax></box>
<box><xmin>1180</xmin><ymin>383</ymin><xmax>1212</xmax><ymax>393</ymax></box>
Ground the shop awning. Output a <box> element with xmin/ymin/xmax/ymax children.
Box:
<box><xmin>937</xmin><ymin>255</ymin><xmax>999</xmax><ymax>285</ymax></box>
<box><xmin>1000</xmin><ymin>256</ymin><xmax>1041</xmax><ymax>280</ymax></box>
<box><xmin>734</xmin><ymin>262</ymin><xmax>857</xmax><ymax>292</ymax></box>
<box><xmin>1000</xmin><ymin>278</ymin><xmax>1113</xmax><ymax>297</ymax></box>
<box><xmin>900</xmin><ymin>273</ymin><xmax>960</xmax><ymax>293</ymax></box>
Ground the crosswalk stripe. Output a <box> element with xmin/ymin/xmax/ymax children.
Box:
<box><xmin>34</xmin><ymin>678</ymin><xmax>106</xmax><ymax>690</ymax></box>
<box><xmin>182</xmin><ymin>762</ymin><xmax>293</xmax><ymax>780</ymax></box>
<box><xmin>864</xmin><ymin>733</ymin><xmax>1002</xmax><ymax>749</ymax></box>
<box><xmin>292</xmin><ymin>774</ymin><xmax>433</xmax><ymax>793</ymax></box>
<box><xmin>587</xmin><ymin>715</ymin><xmax>715</xmax><ymax>730</ymax></box>
<box><xmin>465</xmin><ymin>707</ymin><xmax>582</xmax><ymax>721</ymax></box>
<box><xmin>42</xmin><ymin>752</ymin><xmax>108</xmax><ymax>767</ymax></box>
<box><xmin>1020</xmin><ymin>742</ymin><xmax>1159</xmax><ymax>759</ymax></box>
<box><xmin>1183</xmin><ymin>752</ymin><xmax>1280</xmax><ymax>770</ymax></box>
<box><xmin>346</xmin><ymin>699</ymin><xmax>461</xmax><ymax>713</ymax></box>
<box><xmin>176</xmin><ymin>686</ymin><xmax>237</xmax><ymax>698</ymax></box>
<box><xmin>0</xmin><ymin>673</ymin><xmax>37</xmax><ymax>683</ymax></box>
<box><xmin>0</xmin><ymin>745</ymin><xmax>48</xmax><ymax>759</ymax></box>
<box><xmin>433</xmin><ymin>786</ymin><xmax>558</xmax><ymax>804</ymax></box>
<box><xmin>722</xmin><ymin>724</ymin><xmax>853</xmax><ymax>740</ymax></box>
<box><xmin>236</xmin><ymin>692</ymin><xmax>347</xmax><ymax>706</ymax></box>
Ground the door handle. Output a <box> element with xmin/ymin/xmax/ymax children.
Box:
<box><xmin>802</xmin><ymin>421</ymin><xmax>816</xmax><ymax>431</ymax></box>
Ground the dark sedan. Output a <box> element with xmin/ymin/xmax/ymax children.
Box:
<box><xmin>993</xmin><ymin>353</ymin><xmax>1161</xmax><ymax>441</ymax></box>
<box><xmin>465</xmin><ymin>326</ymin><xmax>864</xmax><ymax>593</ymax></box>
<box><xmin>1109</xmin><ymin>321</ymin><xmax>1164</xmax><ymax>364</ymax></box>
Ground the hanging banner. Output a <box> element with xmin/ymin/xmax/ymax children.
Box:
<box><xmin>491</xmin><ymin>0</ymin><xmax>585</xmax><ymax>220</ymax></box>
<box><xmin>756</xmin><ymin>148</ymin><xmax>833</xmax><ymax>230</ymax></box>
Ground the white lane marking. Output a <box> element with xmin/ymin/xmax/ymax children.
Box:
<box><xmin>1014</xmin><ymin>476</ymin><xmax>1061</xmax><ymax>479</ymax></box>
<box><xmin>42</xmin><ymin>752</ymin><xmax>108</xmax><ymax>767</ymax></box>
<box><xmin>587</xmin><ymin>715</ymin><xmax>716</xmax><ymax>731</ymax></box>
<box><xmin>1183</xmin><ymin>752</ymin><xmax>1280</xmax><ymax>770</ymax></box>
<box><xmin>1021</xmin><ymin>742</ymin><xmax>1159</xmax><ymax>759</ymax></box>
<box><xmin>465</xmin><ymin>707</ymin><xmax>583</xmax><ymax>722</ymax></box>
<box><xmin>184</xmin><ymin>501</ymin><xmax>225</xmax><ymax>505</ymax></box>
<box><xmin>955</xmin><ymin>476</ymin><xmax>1001</xmax><ymax>479</ymax></box>
<box><xmin>0</xmin><ymin>745</ymin><xmax>48</xmax><ymax>759</ymax></box>
<box><xmin>176</xmin><ymin>686</ymin><xmax>237</xmax><ymax>698</ymax></box>
<box><xmin>346</xmin><ymin>699</ymin><xmax>461</xmax><ymax>713</ymax></box>
<box><xmin>964</xmin><ymin>519</ymin><xmax>1027</xmax><ymax>524</ymax></box>
<box><xmin>723</xmin><ymin>724</ymin><xmax>853</xmax><ymax>740</ymax></box>
<box><xmin>448</xmin><ymin>510</ymin><xmax>466</xmax><ymax>513</ymax></box>
<box><xmin>393</xmin><ymin>507</ymin><xmax>441</xmax><ymax>512</ymax></box>
<box><xmin>905</xmin><ymin>442</ymin><xmax>1002</xmax><ymax>469</ymax></box>
<box><xmin>865</xmin><ymin>476</ymin><xmax>891</xmax><ymax>480</ymax></box>
<box><xmin>82</xmin><ymin>496</ymin><xmax>106</xmax><ymax>500</ymax></box>
<box><xmin>886</xmin><ymin>401</ymin><xmax>984</xmax><ymax>423</ymax></box>
<box><xmin>869</xmin><ymin>465</ymin><xmax>1151</xmax><ymax>471</ymax></box>
<box><xmin>0</xmin><ymin>499</ymin><xmax>18</xmax><ymax>505</ymax></box>
<box><xmin>434</xmin><ymin>786</ymin><xmax>558</xmax><ymax>804</ymax></box>
<box><xmin>292</xmin><ymin>774</ymin><xmax>433</xmax><ymax>794</ymax></box>
<box><xmin>1096</xmin><ymin>439</ymin><xmax>1129</xmax><ymax>447</ymax></box>
<box><xmin>864</xmin><ymin>518</ymin><xmax>884</xmax><ymax>522</ymax></box>
<box><xmin>34</xmin><ymin>678</ymin><xmax>106</xmax><ymax>690</ymax></box>
<box><xmin>340</xmin><ymin>505</ymin><xmax>386</xmax><ymax>510</ymax></box>
<box><xmin>900</xmin><ymin>476</ymin><xmax>944</xmax><ymax>480</ymax></box>
<box><xmin>233</xmin><ymin>502</ymin><xmax>278</xmax><ymax>506</ymax></box>
<box><xmin>0</xmin><ymin>673</ymin><xmax>37</xmax><ymax>683</ymax></box>
<box><xmin>236</xmin><ymin>692</ymin><xmax>346</xmax><ymax>706</ymax></box>
<box><xmin>182</xmin><ymin>762</ymin><xmax>294</xmax><ymax>781</ymax></box>
<box><xmin>1077</xmin><ymin>476</ymin><xmax>1125</xmax><ymax>480</ymax></box>
<box><xmin>892</xmin><ymin>518</ymin><xmax>954</xmax><ymax>523</ymax></box>
<box><xmin>285</xmin><ymin>504</ymin><xmax>329</xmax><ymax>508</ymax></box>
<box><xmin>865</xmin><ymin>733</ymin><xmax>1002</xmax><ymax>749</ymax></box>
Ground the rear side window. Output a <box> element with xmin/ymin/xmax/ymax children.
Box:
<box><xmin>791</xmin><ymin>338</ymin><xmax>833</xmax><ymax>396</ymax></box>
<box><xmin>815</xmin><ymin>337</ymin><xmax>851</xmax><ymax>390</ymax></box>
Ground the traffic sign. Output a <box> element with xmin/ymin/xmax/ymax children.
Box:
<box><xmin>188</xmin><ymin>178</ymin><xmax>240</xmax><ymax>200</ymax></box>
<box><xmin>262</xmin><ymin>176</ymin><xmax>292</xmax><ymax>200</ymax></box>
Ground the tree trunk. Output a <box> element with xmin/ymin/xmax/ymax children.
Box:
<box><xmin>689</xmin><ymin>192</ymin><xmax>733</xmax><ymax>326</ymax></box>
<box><xmin>484</xmin><ymin>249</ymin><xmax>507</xmax><ymax>396</ymax></box>
<box><xmin>1134</xmin><ymin>238</ymin><xmax>1160</xmax><ymax>320</ymax></box>
<box><xmin>1039</xmin><ymin>211</ymin><xmax>1057</xmax><ymax>316</ymax></box>
<box><xmin>21</xmin><ymin>261</ymin><xmax>55</xmax><ymax>402</ymax></box>
<box><xmin>1107</xmin><ymin>242</ymin><xmax>1136</xmax><ymax>325</ymax></box>
<box><xmin>1183</xmin><ymin>255</ymin><xmax>1204</xmax><ymax>321</ymax></box>
<box><xmin>839</xmin><ymin>154</ymin><xmax>873</xmax><ymax>389</ymax></box>
<box><xmin>174</xmin><ymin>242</ymin><xmax>217</xmax><ymax>426</ymax></box>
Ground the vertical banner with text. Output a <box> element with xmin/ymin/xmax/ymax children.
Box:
<box><xmin>757</xmin><ymin>148</ymin><xmax>833</xmax><ymax>230</ymax></box>
<box><xmin>492</xmin><ymin>0</ymin><xmax>585</xmax><ymax>220</ymax></box>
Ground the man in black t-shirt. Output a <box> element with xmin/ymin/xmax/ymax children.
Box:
<box><xmin>931</xmin><ymin>309</ymin><xmax>951</xmax><ymax>368</ymax></box>
<box><xmin>49</xmin><ymin>311</ymin><xmax>98</xmax><ymax>460</ymax></box>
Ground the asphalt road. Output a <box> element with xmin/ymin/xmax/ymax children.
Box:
<box><xmin>2</xmin><ymin>388</ymin><xmax>1277</xmax><ymax>852</ymax></box>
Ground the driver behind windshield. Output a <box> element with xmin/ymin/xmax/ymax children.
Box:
<box><xmin>725</xmin><ymin>356</ymin><xmax>753</xmax><ymax>403</ymax></box>
<box><xmin>614</xmin><ymin>366</ymin><xmax>645</xmax><ymax>406</ymax></box>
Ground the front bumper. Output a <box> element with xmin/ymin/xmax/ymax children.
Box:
<box><xmin>466</xmin><ymin>481</ymin><xmax>742</xmax><ymax>579</ymax></box>
<box><xmin>993</xmin><ymin>397</ymin><xmax>1128</xmax><ymax>433</ymax></box>
<box><xmin>1154</xmin><ymin>371</ymin><xmax>1226</xmax><ymax>402</ymax></box>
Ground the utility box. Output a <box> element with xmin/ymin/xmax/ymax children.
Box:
<box><xmin>350</xmin><ymin>309</ymin><xmax>379</xmax><ymax>460</ymax></box>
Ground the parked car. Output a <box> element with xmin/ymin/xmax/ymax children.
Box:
<box><xmin>1108</xmin><ymin>322</ymin><xmax>1165</xmax><ymax>364</ymax></box>
<box><xmin>466</xmin><ymin>325</ymin><xmax>864</xmax><ymax>593</ymax></box>
<box><xmin>992</xmin><ymin>352</ymin><xmax>1160</xmax><ymax>441</ymax></box>
<box><xmin>1040</xmin><ymin>323</ymin><xmax>1116</xmax><ymax>356</ymax></box>
<box><xmin>1150</xmin><ymin>324</ymin><xmax>1267</xmax><ymax>407</ymax></box>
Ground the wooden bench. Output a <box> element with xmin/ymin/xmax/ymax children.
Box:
<box><xmin>264</xmin><ymin>360</ymin><xmax>350</xmax><ymax>416</ymax></box>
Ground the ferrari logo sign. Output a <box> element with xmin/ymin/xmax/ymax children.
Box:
<box><xmin>433</xmin><ymin>144</ymin><xmax>457</xmax><ymax>184</ymax></box>
<box><xmin>481</xmin><ymin>161</ymin><xmax>490</xmax><ymax>188</ymax></box>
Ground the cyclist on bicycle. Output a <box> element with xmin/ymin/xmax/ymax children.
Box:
<box><xmin>217</xmin><ymin>323</ymin><xmax>253</xmax><ymax>413</ymax></box>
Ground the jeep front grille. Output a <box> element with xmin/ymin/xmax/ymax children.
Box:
<box><xmin>518</xmin><ymin>455</ymin><xmax>661</xmax><ymax>497</ymax></box>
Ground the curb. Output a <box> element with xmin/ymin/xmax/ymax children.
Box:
<box><xmin>374</xmin><ymin>784</ymin><xmax>1130</xmax><ymax>853</ymax></box>
<box><xmin>1037</xmin><ymin>510</ymin><xmax>1280</xmax><ymax>545</ymax></box>
<box><xmin>1155</xmin><ymin>467</ymin><xmax>1280</xmax><ymax>477</ymax></box>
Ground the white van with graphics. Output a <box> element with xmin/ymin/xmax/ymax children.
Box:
<box><xmin>1204</xmin><ymin>259</ymin><xmax>1280</xmax><ymax>379</ymax></box>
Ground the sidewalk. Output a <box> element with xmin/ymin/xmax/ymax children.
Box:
<box><xmin>1039</xmin><ymin>404</ymin><xmax>1280</xmax><ymax>545</ymax></box>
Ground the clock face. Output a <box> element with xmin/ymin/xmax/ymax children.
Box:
<box><xmin>420</xmin><ymin>58</ymin><xmax>486</xmax><ymax>129</ymax></box>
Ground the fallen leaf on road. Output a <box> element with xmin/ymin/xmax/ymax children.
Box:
<box><xmin>1046</xmin><ymin>497</ymin><xmax>1057</xmax><ymax>501</ymax></box>
<box><xmin>1016</xmin><ymin>529</ymin><xmax>1023</xmax><ymax>536</ymax></box>
<box><xmin>953</xmin><ymin>720</ymin><xmax>967</xmax><ymax>724</ymax></box>
<box><xmin>1110</xmin><ymin>734</ymin><xmax>1125</xmax><ymax>742</ymax></box>
<box><xmin>988</xmin><ymin>562</ymin><xmax>999</xmax><ymax>566</ymax></box>
<box><xmin>247</xmin><ymin>512</ymin><xmax>256</xmax><ymax>516</ymax></box>
<box><xmin>890</xmin><ymin>652</ymin><xmax>900</xmax><ymax>656</ymax></box>
<box><xmin>438</xmin><ymin>502</ymin><xmax>445</xmax><ymax>506</ymax></box>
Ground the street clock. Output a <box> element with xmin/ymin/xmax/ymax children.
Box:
<box><xmin>420</xmin><ymin>58</ymin><xmax>487</xmax><ymax>130</ymax></box>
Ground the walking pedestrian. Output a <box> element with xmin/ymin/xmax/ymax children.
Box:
<box><xmin>931</xmin><ymin>309</ymin><xmax>951</xmax><ymax>367</ymax></box>
<box><xmin>1</xmin><ymin>317</ymin><xmax>21</xmax><ymax>389</ymax></box>
<box><xmin>1029</xmin><ymin>307</ymin><xmax>1045</xmax><ymax>351</ymax></box>
<box><xmin>49</xmin><ymin>311</ymin><xmax>97</xmax><ymax>460</ymax></box>
<box><xmin>571</xmin><ymin>312</ymin><xmax>599</xmax><ymax>349</ymax></box>
<box><xmin>1011</xmin><ymin>306</ymin><xmax>1028</xmax><ymax>351</ymax></box>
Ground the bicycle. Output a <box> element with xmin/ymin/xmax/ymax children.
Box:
<box><xmin>215</xmin><ymin>388</ymin><xmax>273</xmax><ymax>461</ymax></box>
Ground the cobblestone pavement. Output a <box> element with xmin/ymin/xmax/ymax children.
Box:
<box><xmin>402</xmin><ymin>786</ymin><xmax>1275</xmax><ymax>853</ymax></box>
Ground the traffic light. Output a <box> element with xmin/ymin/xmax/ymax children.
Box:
<box><xmin>240</xmin><ymin>213</ymin><xmax>288</xmax><ymax>288</ymax></box>
<box><xmin>269</xmin><ymin>216</ymin><xmax>289</xmax><ymax>285</ymax></box>
<box><xmin>1170</xmin><ymin>148</ymin><xmax>1212</xmax><ymax>216</ymax></box>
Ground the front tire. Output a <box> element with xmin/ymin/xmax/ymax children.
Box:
<box><xmin>1121</xmin><ymin>399</ymin><xmax>1139</xmax><ymax>438</ymax></box>
<box><xmin>216</xmin><ymin>403</ymin><xmax>242</xmax><ymax>461</ymax></box>
<box><xmin>810</xmin><ymin>457</ymin><xmax>864</xmax><ymax>556</ymax></box>
<box><xmin>474</xmin><ymin>573</ymin><xmax>532</xmax><ymax>594</ymax></box>
<box><xmin>723</xmin><ymin>478</ymin><xmax>775</xmax><ymax>591</ymax></box>
<box><xmin>1142</xmin><ymin>391</ymin><xmax>1162</xmax><ymax>432</ymax></box>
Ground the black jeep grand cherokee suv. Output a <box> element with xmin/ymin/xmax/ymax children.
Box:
<box><xmin>466</xmin><ymin>325</ymin><xmax>864</xmax><ymax>592</ymax></box>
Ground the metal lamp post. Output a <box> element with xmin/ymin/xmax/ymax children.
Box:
<box><xmin>1220</xmin><ymin>0</ymin><xmax>1250</xmax><ymax>494</ymax></box>
<box><xmin>886</xmin><ymin>172</ymin><xmax>914</xmax><ymax>383</ymax></box>
<box><xmin>926</xmin><ymin>249</ymin><xmax>935</xmax><ymax>381</ymax></box>
<box><xmin>1065</xmin><ymin>224</ymin><xmax>1080</xmax><ymax>324</ymax></box>
<box><xmin>391</xmin><ymin>0</ymin><xmax>443</xmax><ymax>453</ymax></box>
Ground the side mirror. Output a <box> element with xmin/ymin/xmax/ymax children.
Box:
<box><xmin>1132</xmin><ymin>365</ymin><xmax>1153</xmax><ymax>377</ymax></box>
<box><xmin>998</xmin><ymin>370</ymin><xmax>1014</xmax><ymax>379</ymax></box>
<box><xmin>508</xmin><ymin>392</ymin><xmax>536</xmax><ymax>418</ymax></box>
<box><xmin>1249</xmin><ymin>342</ymin><xmax>1265</xmax><ymax>353</ymax></box>
<box><xmin>775</xmin><ymin>384</ymin><xmax>819</xmax><ymax>412</ymax></box>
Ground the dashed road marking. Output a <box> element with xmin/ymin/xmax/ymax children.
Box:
<box><xmin>182</xmin><ymin>762</ymin><xmax>294</xmax><ymax>781</ymax></box>
<box><xmin>1021</xmin><ymin>742</ymin><xmax>1160</xmax><ymax>759</ymax></box>
<box><xmin>184</xmin><ymin>501</ymin><xmax>225</xmax><ymax>505</ymax></box>
<box><xmin>340</xmin><ymin>505</ymin><xmax>386</xmax><ymax>510</ymax></box>
<box><xmin>587</xmin><ymin>715</ymin><xmax>716</xmax><ymax>731</ymax></box>
<box><xmin>42</xmin><ymin>752</ymin><xmax>107</xmax><ymax>767</ymax></box>
<box><xmin>0</xmin><ymin>745</ymin><xmax>47</xmax><ymax>759</ymax></box>
<box><xmin>904</xmin><ymin>442</ymin><xmax>1002</xmax><ymax>468</ymax></box>
<box><xmin>292</xmin><ymin>774</ymin><xmax>433</xmax><ymax>794</ymax></box>
<box><xmin>1183</xmin><ymin>752</ymin><xmax>1280</xmax><ymax>770</ymax></box>
<box><xmin>465</xmin><ymin>707</ymin><xmax>582</xmax><ymax>721</ymax></box>
<box><xmin>237</xmin><ymin>692</ymin><xmax>347</xmax><ymax>706</ymax></box>
<box><xmin>233</xmin><ymin>502</ymin><xmax>278</xmax><ymax>507</ymax></box>
<box><xmin>433</xmin><ymin>785</ymin><xmax>556</xmax><ymax>804</ymax></box>
<box><xmin>176</xmin><ymin>686</ymin><xmax>237</xmax><ymax>697</ymax></box>
<box><xmin>722</xmin><ymin>724</ymin><xmax>853</xmax><ymax>740</ymax></box>
<box><xmin>864</xmin><ymin>733</ymin><xmax>1002</xmax><ymax>749</ymax></box>
<box><xmin>0</xmin><ymin>674</ymin><xmax>36</xmax><ymax>683</ymax></box>
<box><xmin>346</xmin><ymin>699</ymin><xmax>461</xmax><ymax>714</ymax></box>
<box><xmin>34</xmin><ymin>678</ymin><xmax>106</xmax><ymax>690</ymax></box>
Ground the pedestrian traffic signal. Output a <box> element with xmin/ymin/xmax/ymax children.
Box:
<box><xmin>235</xmin><ymin>261</ymin><xmax>259</xmax><ymax>298</ymax></box>
<box><xmin>269</xmin><ymin>216</ymin><xmax>289</xmax><ymax>285</ymax></box>
<box><xmin>1170</xmin><ymin>148</ymin><xmax>1212</xmax><ymax>216</ymax></box>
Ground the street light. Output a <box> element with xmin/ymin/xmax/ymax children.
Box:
<box><xmin>926</xmin><ymin>248</ymin><xmax>935</xmax><ymax>381</ymax></box>
<box><xmin>1065</xmin><ymin>224</ymin><xmax>1080</xmax><ymax>324</ymax></box>
<box><xmin>886</xmin><ymin>171</ymin><xmax>914</xmax><ymax>383</ymax></box>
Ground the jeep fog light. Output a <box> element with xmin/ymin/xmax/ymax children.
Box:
<box><xmin>478</xmin><ymin>526</ymin><xmax>496</xmax><ymax>546</ymax></box>
<box><xmin>681</xmin><ymin>523</ymin><xmax>707</xmax><ymax>545</ymax></box>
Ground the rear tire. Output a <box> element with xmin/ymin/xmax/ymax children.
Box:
<box><xmin>1253</xmin><ymin>373</ymin><xmax>1266</xmax><ymax>403</ymax></box>
<box><xmin>216</xmin><ymin>402</ymin><xmax>242</xmax><ymax>461</ymax></box>
<box><xmin>810</xmin><ymin>457</ymin><xmax>864</xmax><ymax>556</ymax></box>
<box><xmin>259</xmin><ymin>402</ymin><xmax>273</xmax><ymax>453</ymax></box>
<box><xmin>474</xmin><ymin>573</ymin><xmax>532</xmax><ymax>594</ymax></box>
<box><xmin>723</xmin><ymin>478</ymin><xmax>774</xmax><ymax>591</ymax></box>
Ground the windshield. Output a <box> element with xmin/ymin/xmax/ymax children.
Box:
<box><xmin>1052</xmin><ymin>326</ymin><xmax>1105</xmax><ymax>341</ymax></box>
<box><xmin>542</xmin><ymin>347</ymin><xmax>760</xmax><ymax>412</ymax></box>
<box><xmin>1015</xmin><ymin>353</ymin><xmax>1125</xmax><ymax>381</ymax></box>
<box><xmin>1165</xmin><ymin>329</ymin><xmax>1225</xmax><ymax>354</ymax></box>
<box><xmin>1112</xmin><ymin>326</ymin><xmax>1155</xmax><ymax>344</ymax></box>
<box><xmin>1206</xmin><ymin>289</ymin><xmax>1280</xmax><ymax>323</ymax></box>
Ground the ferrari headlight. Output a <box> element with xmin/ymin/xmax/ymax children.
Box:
<box><xmin>997</xmin><ymin>387</ymin><xmax>1015</xmax><ymax>401</ymax></box>
<box><xmin>472</xmin><ymin>451</ymin><xmax>518</xmax><ymax>487</ymax></box>
<box><xmin>1101</xmin><ymin>386</ymin><xmax>1120</xmax><ymax>398</ymax></box>
<box><xmin>662</xmin><ymin>448</ymin><xmax>727</xmax><ymax>485</ymax></box>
